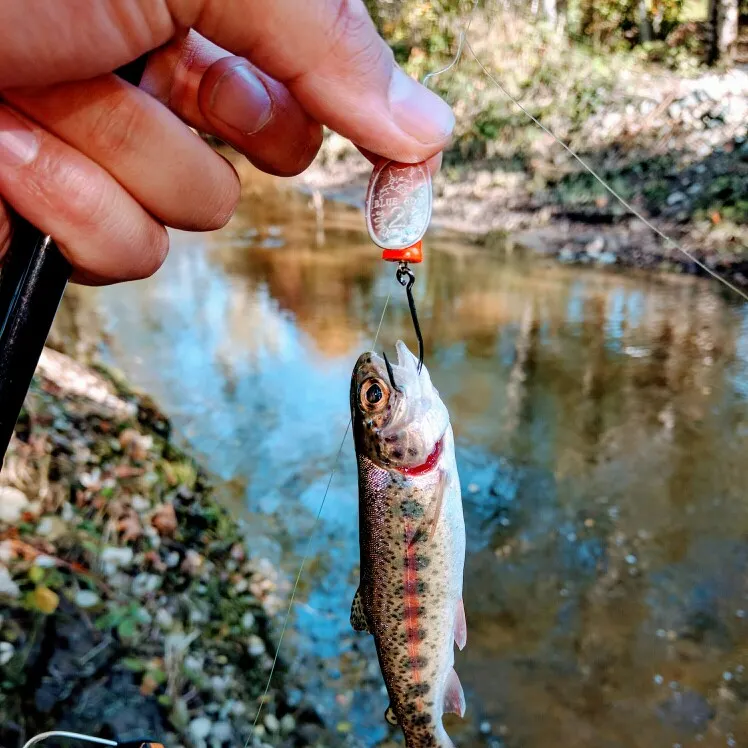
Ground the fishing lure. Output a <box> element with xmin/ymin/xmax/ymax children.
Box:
<box><xmin>365</xmin><ymin>158</ymin><xmax>432</xmax><ymax>370</ymax></box>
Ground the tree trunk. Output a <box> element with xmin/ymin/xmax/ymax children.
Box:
<box><xmin>639</xmin><ymin>0</ymin><xmax>654</xmax><ymax>43</ymax></box>
<box><xmin>543</xmin><ymin>0</ymin><xmax>558</xmax><ymax>26</ymax></box>
<box><xmin>707</xmin><ymin>0</ymin><xmax>739</xmax><ymax>63</ymax></box>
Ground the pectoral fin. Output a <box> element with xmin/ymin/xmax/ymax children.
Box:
<box><xmin>350</xmin><ymin>587</ymin><xmax>370</xmax><ymax>633</ymax></box>
<box><xmin>443</xmin><ymin>668</ymin><xmax>466</xmax><ymax>718</ymax></box>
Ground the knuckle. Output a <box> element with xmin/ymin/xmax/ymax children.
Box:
<box><xmin>33</xmin><ymin>150</ymin><xmax>110</xmax><ymax>225</ymax></box>
<box><xmin>87</xmin><ymin>92</ymin><xmax>144</xmax><ymax>158</ymax></box>
<box><xmin>325</xmin><ymin>0</ymin><xmax>390</xmax><ymax>73</ymax></box>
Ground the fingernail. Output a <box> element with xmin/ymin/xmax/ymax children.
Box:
<box><xmin>0</xmin><ymin>108</ymin><xmax>39</xmax><ymax>166</ymax></box>
<box><xmin>389</xmin><ymin>68</ymin><xmax>455</xmax><ymax>145</ymax></box>
<box><xmin>210</xmin><ymin>64</ymin><xmax>273</xmax><ymax>135</ymax></box>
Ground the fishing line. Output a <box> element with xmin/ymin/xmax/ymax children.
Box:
<box><xmin>248</xmin><ymin>288</ymin><xmax>392</xmax><ymax>738</ymax></box>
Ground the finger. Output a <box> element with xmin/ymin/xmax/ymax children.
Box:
<box><xmin>0</xmin><ymin>1</ymin><xmax>176</xmax><ymax>87</ymax></box>
<box><xmin>5</xmin><ymin>75</ymin><xmax>240</xmax><ymax>231</ymax></box>
<box><xmin>1</xmin><ymin>0</ymin><xmax>454</xmax><ymax>164</ymax></box>
<box><xmin>0</xmin><ymin>198</ymin><xmax>11</xmax><ymax>261</ymax></box>
<box><xmin>0</xmin><ymin>105</ymin><xmax>168</xmax><ymax>284</ymax></box>
<box><xmin>142</xmin><ymin>32</ymin><xmax>322</xmax><ymax>176</ymax></box>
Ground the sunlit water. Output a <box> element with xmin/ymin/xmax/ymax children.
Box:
<box><xmin>71</xmin><ymin>173</ymin><xmax>748</xmax><ymax>748</ymax></box>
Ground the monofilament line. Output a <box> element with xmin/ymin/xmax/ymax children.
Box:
<box><xmin>248</xmin><ymin>288</ymin><xmax>393</xmax><ymax>740</ymax></box>
<box><xmin>465</xmin><ymin>38</ymin><xmax>748</xmax><ymax>304</ymax></box>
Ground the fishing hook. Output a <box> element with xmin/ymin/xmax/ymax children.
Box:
<box><xmin>382</xmin><ymin>350</ymin><xmax>399</xmax><ymax>391</ymax></box>
<box><xmin>396</xmin><ymin>263</ymin><xmax>424</xmax><ymax>374</ymax></box>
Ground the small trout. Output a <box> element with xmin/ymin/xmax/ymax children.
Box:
<box><xmin>350</xmin><ymin>341</ymin><xmax>466</xmax><ymax>748</ymax></box>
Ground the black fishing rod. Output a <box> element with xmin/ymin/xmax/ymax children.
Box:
<box><xmin>0</xmin><ymin>55</ymin><xmax>149</xmax><ymax>461</ymax></box>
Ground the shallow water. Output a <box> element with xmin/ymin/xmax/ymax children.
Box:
<box><xmin>75</xmin><ymin>173</ymin><xmax>748</xmax><ymax>747</ymax></box>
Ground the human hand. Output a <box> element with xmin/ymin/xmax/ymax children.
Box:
<box><xmin>0</xmin><ymin>0</ymin><xmax>455</xmax><ymax>285</ymax></box>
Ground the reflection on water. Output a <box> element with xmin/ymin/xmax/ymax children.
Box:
<box><xmin>74</xmin><ymin>172</ymin><xmax>748</xmax><ymax>747</ymax></box>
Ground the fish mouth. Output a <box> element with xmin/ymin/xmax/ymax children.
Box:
<box><xmin>395</xmin><ymin>435</ymin><xmax>444</xmax><ymax>476</ymax></box>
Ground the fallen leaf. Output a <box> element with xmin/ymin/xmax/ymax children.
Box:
<box><xmin>151</xmin><ymin>504</ymin><xmax>177</xmax><ymax>537</ymax></box>
<box><xmin>140</xmin><ymin>674</ymin><xmax>159</xmax><ymax>696</ymax></box>
<box><xmin>32</xmin><ymin>586</ymin><xmax>60</xmax><ymax>614</ymax></box>
<box><xmin>118</xmin><ymin>512</ymin><xmax>143</xmax><ymax>543</ymax></box>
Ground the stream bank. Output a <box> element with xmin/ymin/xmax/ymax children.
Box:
<box><xmin>0</xmin><ymin>349</ymin><xmax>334</xmax><ymax>748</ymax></box>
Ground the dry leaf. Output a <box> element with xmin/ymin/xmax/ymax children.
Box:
<box><xmin>33</xmin><ymin>586</ymin><xmax>60</xmax><ymax>614</ymax></box>
<box><xmin>140</xmin><ymin>674</ymin><xmax>159</xmax><ymax>696</ymax></box>
<box><xmin>151</xmin><ymin>504</ymin><xmax>177</xmax><ymax>537</ymax></box>
<box><xmin>117</xmin><ymin>512</ymin><xmax>143</xmax><ymax>543</ymax></box>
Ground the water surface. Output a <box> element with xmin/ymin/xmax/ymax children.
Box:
<box><xmin>74</xmin><ymin>173</ymin><xmax>748</xmax><ymax>748</ymax></box>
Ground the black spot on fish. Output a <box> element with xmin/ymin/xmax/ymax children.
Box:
<box><xmin>411</xmin><ymin>713</ymin><xmax>432</xmax><ymax>727</ymax></box>
<box><xmin>410</xmin><ymin>655</ymin><xmax>428</xmax><ymax>668</ymax></box>
<box><xmin>415</xmin><ymin>555</ymin><xmax>430</xmax><ymax>570</ymax></box>
<box><xmin>411</xmin><ymin>528</ymin><xmax>427</xmax><ymax>543</ymax></box>
<box><xmin>410</xmin><ymin>683</ymin><xmax>431</xmax><ymax>697</ymax></box>
<box><xmin>393</xmin><ymin>449</ymin><xmax>403</xmax><ymax>459</ymax></box>
<box><xmin>385</xmin><ymin>434</ymin><xmax>399</xmax><ymax>443</ymax></box>
<box><xmin>400</xmin><ymin>500</ymin><xmax>424</xmax><ymax>518</ymax></box>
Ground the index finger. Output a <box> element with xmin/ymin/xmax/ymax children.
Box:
<box><xmin>0</xmin><ymin>0</ymin><xmax>454</xmax><ymax>164</ymax></box>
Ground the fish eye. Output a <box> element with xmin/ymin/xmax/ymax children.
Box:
<box><xmin>360</xmin><ymin>378</ymin><xmax>389</xmax><ymax>412</ymax></box>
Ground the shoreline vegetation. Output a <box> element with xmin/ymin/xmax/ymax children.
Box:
<box><xmin>0</xmin><ymin>349</ymin><xmax>333</xmax><ymax>748</ymax></box>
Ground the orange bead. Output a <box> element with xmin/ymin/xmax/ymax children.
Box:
<box><xmin>381</xmin><ymin>241</ymin><xmax>423</xmax><ymax>264</ymax></box>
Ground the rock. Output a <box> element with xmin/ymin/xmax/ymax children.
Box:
<box><xmin>75</xmin><ymin>590</ymin><xmax>101</xmax><ymax>609</ymax></box>
<box><xmin>131</xmin><ymin>496</ymin><xmax>151</xmax><ymax>513</ymax></box>
<box><xmin>189</xmin><ymin>717</ymin><xmax>213</xmax><ymax>742</ymax></box>
<box><xmin>210</xmin><ymin>721</ymin><xmax>233</xmax><ymax>744</ymax></box>
<box><xmin>36</xmin><ymin>516</ymin><xmax>69</xmax><ymax>540</ymax></box>
<box><xmin>247</xmin><ymin>635</ymin><xmax>266</xmax><ymax>657</ymax></box>
<box><xmin>241</xmin><ymin>612</ymin><xmax>256</xmax><ymax>630</ymax></box>
<box><xmin>666</xmin><ymin>191</ymin><xmax>687</xmax><ymax>206</ymax></box>
<box><xmin>264</xmin><ymin>714</ymin><xmax>280</xmax><ymax>733</ymax></box>
<box><xmin>0</xmin><ymin>641</ymin><xmax>14</xmax><ymax>666</ymax></box>
<box><xmin>280</xmin><ymin>714</ymin><xmax>296</xmax><ymax>733</ymax></box>
<box><xmin>155</xmin><ymin>608</ymin><xmax>174</xmax><ymax>629</ymax></box>
<box><xmin>0</xmin><ymin>565</ymin><xmax>19</xmax><ymax>598</ymax></box>
<box><xmin>585</xmin><ymin>236</ymin><xmax>605</xmax><ymax>257</ymax></box>
<box><xmin>165</xmin><ymin>550</ymin><xmax>180</xmax><ymax>568</ymax></box>
<box><xmin>100</xmin><ymin>546</ymin><xmax>134</xmax><ymax>575</ymax></box>
<box><xmin>132</xmin><ymin>572</ymin><xmax>162</xmax><ymax>598</ymax></box>
<box><xmin>0</xmin><ymin>486</ymin><xmax>29</xmax><ymax>523</ymax></box>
